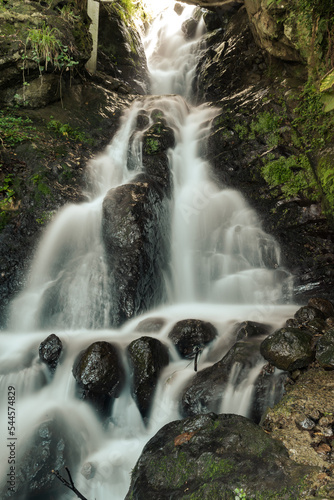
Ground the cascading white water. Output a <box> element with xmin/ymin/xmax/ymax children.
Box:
<box><xmin>0</xmin><ymin>5</ymin><xmax>298</xmax><ymax>500</ymax></box>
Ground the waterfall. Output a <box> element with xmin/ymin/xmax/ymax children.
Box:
<box><xmin>0</xmin><ymin>5</ymin><xmax>297</xmax><ymax>500</ymax></box>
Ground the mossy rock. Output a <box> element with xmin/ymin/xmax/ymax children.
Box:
<box><xmin>126</xmin><ymin>413</ymin><xmax>316</xmax><ymax>499</ymax></box>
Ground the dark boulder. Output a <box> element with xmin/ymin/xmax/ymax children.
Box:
<box><xmin>181</xmin><ymin>340</ymin><xmax>263</xmax><ymax>417</ymax></box>
<box><xmin>181</xmin><ymin>17</ymin><xmax>199</xmax><ymax>39</ymax></box>
<box><xmin>102</xmin><ymin>179</ymin><xmax>170</xmax><ymax>327</ymax></box>
<box><xmin>316</xmin><ymin>329</ymin><xmax>334</xmax><ymax>369</ymax></box>
<box><xmin>72</xmin><ymin>341</ymin><xmax>125</xmax><ymax>418</ymax></box>
<box><xmin>308</xmin><ymin>297</ymin><xmax>334</xmax><ymax>318</ymax></box>
<box><xmin>127</xmin><ymin>336</ymin><xmax>169</xmax><ymax>419</ymax></box>
<box><xmin>125</xmin><ymin>413</ymin><xmax>315</xmax><ymax>500</ymax></box>
<box><xmin>294</xmin><ymin>305</ymin><xmax>326</xmax><ymax>323</ymax></box>
<box><xmin>232</xmin><ymin>320</ymin><xmax>271</xmax><ymax>341</ymax></box>
<box><xmin>39</xmin><ymin>333</ymin><xmax>63</xmax><ymax>372</ymax></box>
<box><xmin>168</xmin><ymin>319</ymin><xmax>217</xmax><ymax>359</ymax></box>
<box><xmin>260</xmin><ymin>327</ymin><xmax>315</xmax><ymax>371</ymax></box>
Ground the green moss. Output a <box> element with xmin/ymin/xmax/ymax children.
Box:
<box><xmin>144</xmin><ymin>136</ymin><xmax>160</xmax><ymax>155</ymax></box>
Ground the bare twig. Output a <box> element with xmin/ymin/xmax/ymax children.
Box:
<box><xmin>52</xmin><ymin>467</ymin><xmax>89</xmax><ymax>500</ymax></box>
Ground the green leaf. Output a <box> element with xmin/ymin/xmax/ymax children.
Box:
<box><xmin>320</xmin><ymin>69</ymin><xmax>334</xmax><ymax>93</ymax></box>
<box><xmin>321</xmin><ymin>92</ymin><xmax>334</xmax><ymax>113</ymax></box>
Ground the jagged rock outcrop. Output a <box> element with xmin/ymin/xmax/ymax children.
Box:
<box><xmin>97</xmin><ymin>2</ymin><xmax>148</xmax><ymax>94</ymax></box>
<box><xmin>126</xmin><ymin>412</ymin><xmax>316</xmax><ymax>499</ymax></box>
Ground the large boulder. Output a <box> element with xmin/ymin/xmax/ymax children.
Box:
<box><xmin>72</xmin><ymin>341</ymin><xmax>125</xmax><ymax>418</ymax></box>
<box><xmin>127</xmin><ymin>336</ymin><xmax>169</xmax><ymax>419</ymax></box>
<box><xmin>126</xmin><ymin>412</ymin><xmax>316</xmax><ymax>499</ymax></box>
<box><xmin>168</xmin><ymin>319</ymin><xmax>217</xmax><ymax>359</ymax></box>
<box><xmin>102</xmin><ymin>178</ymin><xmax>170</xmax><ymax>327</ymax></box>
<box><xmin>260</xmin><ymin>327</ymin><xmax>315</xmax><ymax>371</ymax></box>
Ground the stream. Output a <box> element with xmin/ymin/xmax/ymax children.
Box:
<box><xmin>0</xmin><ymin>5</ymin><xmax>298</xmax><ymax>499</ymax></box>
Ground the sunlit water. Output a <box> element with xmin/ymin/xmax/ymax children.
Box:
<box><xmin>0</xmin><ymin>5</ymin><xmax>297</xmax><ymax>499</ymax></box>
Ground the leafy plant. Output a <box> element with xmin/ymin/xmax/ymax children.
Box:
<box><xmin>0</xmin><ymin>110</ymin><xmax>36</xmax><ymax>147</ymax></box>
<box><xmin>47</xmin><ymin>118</ymin><xmax>91</xmax><ymax>143</ymax></box>
<box><xmin>234</xmin><ymin>487</ymin><xmax>247</xmax><ymax>500</ymax></box>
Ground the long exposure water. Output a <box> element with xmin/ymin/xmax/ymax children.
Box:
<box><xmin>0</xmin><ymin>5</ymin><xmax>297</xmax><ymax>499</ymax></box>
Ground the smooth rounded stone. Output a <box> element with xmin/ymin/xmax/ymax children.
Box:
<box><xmin>135</xmin><ymin>317</ymin><xmax>166</xmax><ymax>333</ymax></box>
<box><xmin>308</xmin><ymin>297</ymin><xmax>334</xmax><ymax>318</ymax></box>
<box><xmin>168</xmin><ymin>319</ymin><xmax>217</xmax><ymax>358</ymax></box>
<box><xmin>125</xmin><ymin>413</ymin><xmax>315</xmax><ymax>500</ymax></box>
<box><xmin>233</xmin><ymin>320</ymin><xmax>271</xmax><ymax>341</ymax></box>
<box><xmin>136</xmin><ymin>110</ymin><xmax>150</xmax><ymax>130</ymax></box>
<box><xmin>127</xmin><ymin>336</ymin><xmax>169</xmax><ymax>418</ymax></box>
<box><xmin>73</xmin><ymin>341</ymin><xmax>125</xmax><ymax>417</ymax></box>
<box><xmin>294</xmin><ymin>305</ymin><xmax>326</xmax><ymax>323</ymax></box>
<box><xmin>260</xmin><ymin>327</ymin><xmax>315</xmax><ymax>371</ymax></box>
<box><xmin>316</xmin><ymin>329</ymin><xmax>334</xmax><ymax>369</ymax></box>
<box><xmin>39</xmin><ymin>333</ymin><xmax>63</xmax><ymax>372</ymax></box>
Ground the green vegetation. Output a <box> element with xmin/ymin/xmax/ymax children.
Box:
<box><xmin>47</xmin><ymin>118</ymin><xmax>91</xmax><ymax>143</ymax></box>
<box><xmin>144</xmin><ymin>136</ymin><xmax>160</xmax><ymax>154</ymax></box>
<box><xmin>0</xmin><ymin>174</ymin><xmax>16</xmax><ymax>229</ymax></box>
<box><xmin>0</xmin><ymin>110</ymin><xmax>37</xmax><ymax>147</ymax></box>
<box><xmin>26</xmin><ymin>22</ymin><xmax>78</xmax><ymax>75</ymax></box>
<box><xmin>234</xmin><ymin>488</ymin><xmax>247</xmax><ymax>500</ymax></box>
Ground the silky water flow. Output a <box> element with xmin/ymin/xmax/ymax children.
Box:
<box><xmin>0</xmin><ymin>5</ymin><xmax>298</xmax><ymax>499</ymax></box>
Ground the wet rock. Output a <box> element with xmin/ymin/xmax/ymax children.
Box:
<box><xmin>294</xmin><ymin>305</ymin><xmax>326</xmax><ymax>323</ymax></box>
<box><xmin>233</xmin><ymin>320</ymin><xmax>271</xmax><ymax>341</ymax></box>
<box><xmin>142</xmin><ymin>122</ymin><xmax>175</xmax><ymax>155</ymax></box>
<box><xmin>136</xmin><ymin>110</ymin><xmax>150</xmax><ymax>130</ymax></box>
<box><xmin>126</xmin><ymin>413</ymin><xmax>315</xmax><ymax>500</ymax></box>
<box><xmin>97</xmin><ymin>2</ymin><xmax>148</xmax><ymax>94</ymax></box>
<box><xmin>168</xmin><ymin>319</ymin><xmax>217</xmax><ymax>359</ymax></box>
<box><xmin>181</xmin><ymin>340</ymin><xmax>262</xmax><ymax>416</ymax></box>
<box><xmin>308</xmin><ymin>297</ymin><xmax>334</xmax><ymax>318</ymax></box>
<box><xmin>1</xmin><ymin>413</ymin><xmax>80</xmax><ymax>500</ymax></box>
<box><xmin>102</xmin><ymin>179</ymin><xmax>170</xmax><ymax>327</ymax></box>
<box><xmin>135</xmin><ymin>317</ymin><xmax>166</xmax><ymax>333</ymax></box>
<box><xmin>182</xmin><ymin>17</ymin><xmax>198</xmax><ymax>39</ymax></box>
<box><xmin>127</xmin><ymin>336</ymin><xmax>169</xmax><ymax>419</ymax></box>
<box><xmin>316</xmin><ymin>329</ymin><xmax>334</xmax><ymax>369</ymax></box>
<box><xmin>72</xmin><ymin>341</ymin><xmax>125</xmax><ymax>418</ymax></box>
<box><xmin>39</xmin><ymin>333</ymin><xmax>63</xmax><ymax>372</ymax></box>
<box><xmin>203</xmin><ymin>10</ymin><xmax>222</xmax><ymax>31</ymax></box>
<box><xmin>296</xmin><ymin>416</ymin><xmax>316</xmax><ymax>431</ymax></box>
<box><xmin>250</xmin><ymin>363</ymin><xmax>288</xmax><ymax>424</ymax></box>
<box><xmin>260</xmin><ymin>327</ymin><xmax>315</xmax><ymax>371</ymax></box>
